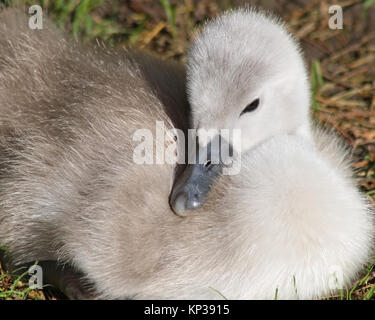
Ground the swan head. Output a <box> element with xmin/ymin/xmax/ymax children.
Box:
<box><xmin>170</xmin><ymin>8</ymin><xmax>311</xmax><ymax>216</ymax></box>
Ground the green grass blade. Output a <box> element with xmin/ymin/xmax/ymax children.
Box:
<box><xmin>311</xmin><ymin>60</ymin><xmax>324</xmax><ymax>112</ymax></box>
<box><xmin>348</xmin><ymin>264</ymin><xmax>374</xmax><ymax>299</ymax></box>
<box><xmin>364</xmin><ymin>285</ymin><xmax>375</xmax><ymax>300</ymax></box>
<box><xmin>0</xmin><ymin>245</ymin><xmax>9</xmax><ymax>252</ymax></box>
<box><xmin>159</xmin><ymin>0</ymin><xmax>176</xmax><ymax>35</ymax></box>
<box><xmin>208</xmin><ymin>286</ymin><xmax>229</xmax><ymax>300</ymax></box>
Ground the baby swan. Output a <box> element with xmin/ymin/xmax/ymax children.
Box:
<box><xmin>170</xmin><ymin>8</ymin><xmax>311</xmax><ymax>215</ymax></box>
<box><xmin>0</xmin><ymin>8</ymin><xmax>373</xmax><ymax>300</ymax></box>
<box><xmin>168</xmin><ymin>9</ymin><xmax>374</xmax><ymax>299</ymax></box>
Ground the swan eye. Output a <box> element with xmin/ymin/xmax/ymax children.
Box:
<box><xmin>240</xmin><ymin>98</ymin><xmax>260</xmax><ymax>116</ymax></box>
<box><xmin>204</xmin><ymin>160</ymin><xmax>213</xmax><ymax>169</ymax></box>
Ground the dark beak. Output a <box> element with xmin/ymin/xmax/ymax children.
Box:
<box><xmin>170</xmin><ymin>135</ymin><xmax>231</xmax><ymax>216</ymax></box>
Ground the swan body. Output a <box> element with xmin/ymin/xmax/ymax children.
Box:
<box><xmin>0</xmin><ymin>8</ymin><xmax>373</xmax><ymax>300</ymax></box>
<box><xmin>171</xmin><ymin>8</ymin><xmax>374</xmax><ymax>298</ymax></box>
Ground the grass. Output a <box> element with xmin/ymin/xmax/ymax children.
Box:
<box><xmin>159</xmin><ymin>0</ymin><xmax>177</xmax><ymax>35</ymax></box>
<box><xmin>348</xmin><ymin>265</ymin><xmax>374</xmax><ymax>299</ymax></box>
<box><xmin>325</xmin><ymin>262</ymin><xmax>375</xmax><ymax>300</ymax></box>
<box><xmin>0</xmin><ymin>258</ymin><xmax>46</xmax><ymax>300</ymax></box>
<box><xmin>311</xmin><ymin>60</ymin><xmax>325</xmax><ymax>112</ymax></box>
<box><xmin>0</xmin><ymin>0</ymin><xmax>375</xmax><ymax>300</ymax></box>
